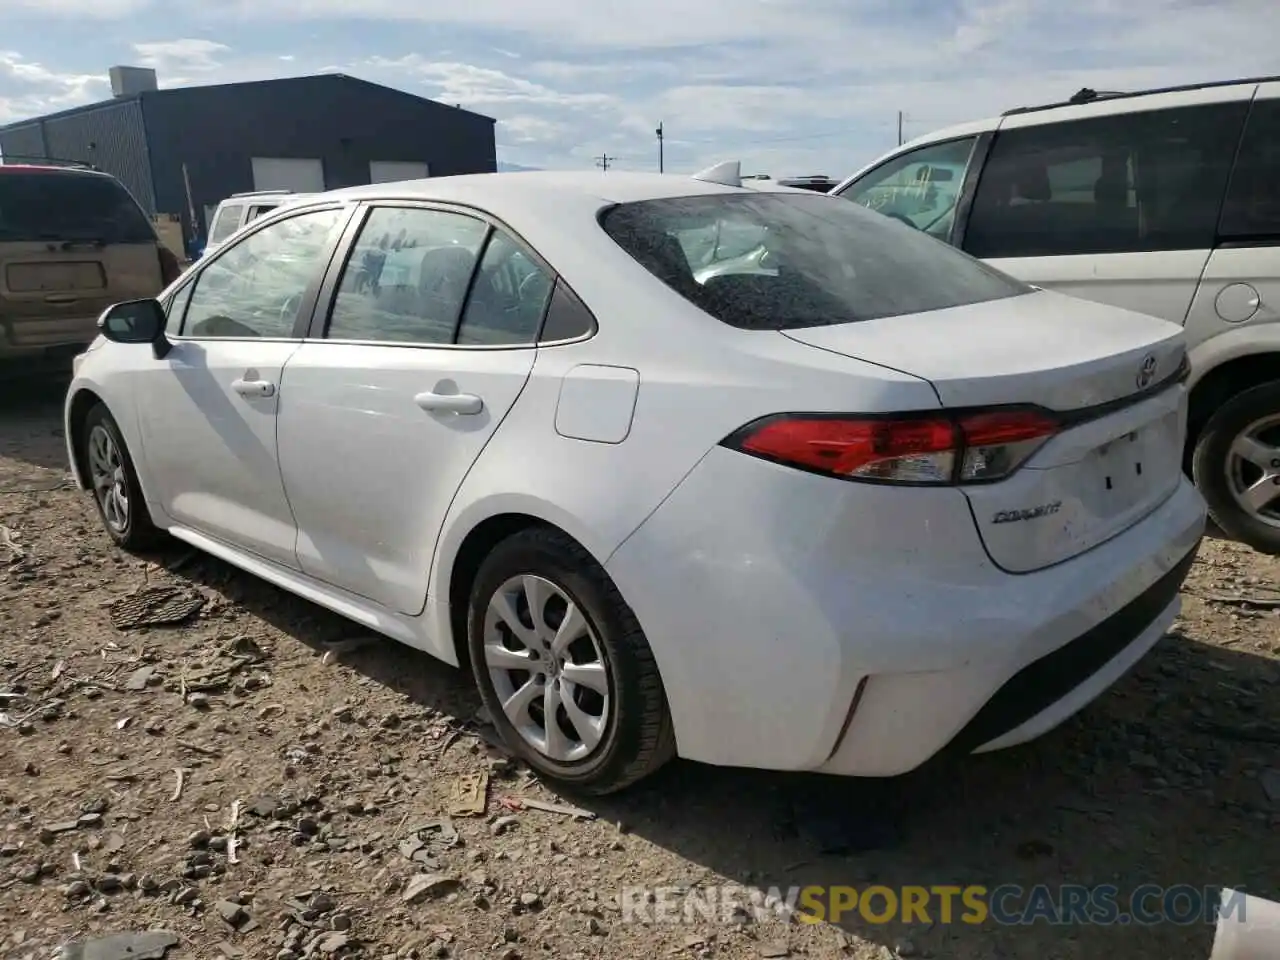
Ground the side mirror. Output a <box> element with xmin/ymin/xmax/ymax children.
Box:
<box><xmin>97</xmin><ymin>299</ymin><xmax>172</xmax><ymax>359</ymax></box>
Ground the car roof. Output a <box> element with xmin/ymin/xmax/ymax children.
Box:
<box><xmin>322</xmin><ymin>170</ymin><xmax>806</xmax><ymax>209</ymax></box>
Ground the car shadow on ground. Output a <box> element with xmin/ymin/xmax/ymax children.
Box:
<box><xmin>138</xmin><ymin>536</ymin><xmax>1280</xmax><ymax>960</ymax></box>
<box><xmin>0</xmin><ymin>374</ymin><xmax>73</xmax><ymax>479</ymax></box>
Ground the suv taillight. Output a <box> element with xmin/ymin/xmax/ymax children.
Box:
<box><xmin>158</xmin><ymin>244</ymin><xmax>183</xmax><ymax>286</ymax></box>
<box><xmin>722</xmin><ymin>408</ymin><xmax>1061</xmax><ymax>485</ymax></box>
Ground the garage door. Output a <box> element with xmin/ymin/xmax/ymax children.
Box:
<box><xmin>251</xmin><ymin>157</ymin><xmax>326</xmax><ymax>192</ymax></box>
<box><xmin>369</xmin><ymin>161</ymin><xmax>430</xmax><ymax>184</ymax></box>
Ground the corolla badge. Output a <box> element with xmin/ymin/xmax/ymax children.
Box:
<box><xmin>992</xmin><ymin>501</ymin><xmax>1062</xmax><ymax>524</ymax></box>
<box><xmin>1136</xmin><ymin>354</ymin><xmax>1158</xmax><ymax>389</ymax></box>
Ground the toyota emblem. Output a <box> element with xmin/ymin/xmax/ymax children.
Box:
<box><xmin>1136</xmin><ymin>354</ymin><xmax>1158</xmax><ymax>389</ymax></box>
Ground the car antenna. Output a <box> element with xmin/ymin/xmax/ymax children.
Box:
<box><xmin>691</xmin><ymin>160</ymin><xmax>742</xmax><ymax>187</ymax></box>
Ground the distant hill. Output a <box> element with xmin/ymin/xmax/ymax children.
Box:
<box><xmin>497</xmin><ymin>161</ymin><xmax>542</xmax><ymax>172</ymax></box>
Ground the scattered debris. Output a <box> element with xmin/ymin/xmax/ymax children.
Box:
<box><xmin>58</xmin><ymin>930</ymin><xmax>179</xmax><ymax>960</ymax></box>
<box><xmin>0</xmin><ymin>523</ymin><xmax>25</xmax><ymax>561</ymax></box>
<box><xmin>170</xmin><ymin>768</ymin><xmax>187</xmax><ymax>802</ymax></box>
<box><xmin>447</xmin><ymin>771</ymin><xmax>489</xmax><ymax>817</ymax></box>
<box><xmin>108</xmin><ymin>585</ymin><xmax>204</xmax><ymax>630</ymax></box>
<box><xmin>402</xmin><ymin>873</ymin><xmax>461</xmax><ymax>904</ymax></box>
<box><xmin>502</xmin><ymin>796</ymin><xmax>596</xmax><ymax>820</ymax></box>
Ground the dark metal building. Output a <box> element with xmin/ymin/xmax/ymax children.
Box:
<box><xmin>0</xmin><ymin>70</ymin><xmax>497</xmax><ymax>246</ymax></box>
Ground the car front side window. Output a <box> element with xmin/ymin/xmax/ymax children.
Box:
<box><xmin>836</xmin><ymin>138</ymin><xmax>977</xmax><ymax>240</ymax></box>
<box><xmin>181</xmin><ymin>207</ymin><xmax>345</xmax><ymax>339</ymax></box>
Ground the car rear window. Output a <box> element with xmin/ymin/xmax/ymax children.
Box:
<box><xmin>599</xmin><ymin>192</ymin><xmax>1030</xmax><ymax>330</ymax></box>
<box><xmin>0</xmin><ymin>171</ymin><xmax>156</xmax><ymax>244</ymax></box>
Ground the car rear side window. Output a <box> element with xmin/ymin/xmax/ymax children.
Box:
<box><xmin>207</xmin><ymin>205</ymin><xmax>243</xmax><ymax>246</ymax></box>
<box><xmin>0</xmin><ymin>171</ymin><xmax>155</xmax><ymax>244</ymax></box>
<box><xmin>599</xmin><ymin>192</ymin><xmax>1029</xmax><ymax>330</ymax></box>
<box><xmin>964</xmin><ymin>102</ymin><xmax>1249</xmax><ymax>259</ymax></box>
<box><xmin>325</xmin><ymin>206</ymin><xmax>489</xmax><ymax>344</ymax></box>
<box><xmin>1219</xmin><ymin>98</ymin><xmax>1280</xmax><ymax>239</ymax></box>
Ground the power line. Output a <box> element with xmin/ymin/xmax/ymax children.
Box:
<box><xmin>595</xmin><ymin>153</ymin><xmax>615</xmax><ymax>171</ymax></box>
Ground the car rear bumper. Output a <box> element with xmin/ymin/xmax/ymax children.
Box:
<box><xmin>605</xmin><ymin>446</ymin><xmax>1206</xmax><ymax>776</ymax></box>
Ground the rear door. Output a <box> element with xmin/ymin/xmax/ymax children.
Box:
<box><xmin>0</xmin><ymin>169</ymin><xmax>162</xmax><ymax>352</ymax></box>
<box><xmin>276</xmin><ymin>202</ymin><xmax>550</xmax><ymax>617</ymax></box>
<box><xmin>1182</xmin><ymin>82</ymin><xmax>1280</xmax><ymax>356</ymax></box>
<box><xmin>958</xmin><ymin>89</ymin><xmax>1254</xmax><ymax>324</ymax></box>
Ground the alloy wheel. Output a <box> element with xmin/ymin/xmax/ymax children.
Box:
<box><xmin>482</xmin><ymin>574</ymin><xmax>611</xmax><ymax>763</ymax></box>
<box><xmin>87</xmin><ymin>424</ymin><xmax>130</xmax><ymax>534</ymax></box>
<box><xmin>1225</xmin><ymin>414</ymin><xmax>1280</xmax><ymax>530</ymax></box>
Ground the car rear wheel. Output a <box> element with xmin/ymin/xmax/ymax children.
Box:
<box><xmin>467</xmin><ymin>527</ymin><xmax>675</xmax><ymax>795</ymax></box>
<box><xmin>1192</xmin><ymin>381</ymin><xmax>1280</xmax><ymax>554</ymax></box>
<box><xmin>82</xmin><ymin>403</ymin><xmax>162</xmax><ymax>551</ymax></box>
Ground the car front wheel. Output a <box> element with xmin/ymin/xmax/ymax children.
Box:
<box><xmin>81</xmin><ymin>402</ymin><xmax>161</xmax><ymax>551</ymax></box>
<box><xmin>1192</xmin><ymin>380</ymin><xmax>1280</xmax><ymax>554</ymax></box>
<box><xmin>467</xmin><ymin>527</ymin><xmax>675</xmax><ymax>795</ymax></box>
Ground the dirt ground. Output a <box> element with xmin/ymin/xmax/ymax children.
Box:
<box><xmin>1</xmin><ymin>378</ymin><xmax>1277</xmax><ymax>960</ymax></box>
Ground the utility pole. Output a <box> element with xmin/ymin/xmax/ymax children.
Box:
<box><xmin>656</xmin><ymin>122</ymin><xmax>664</xmax><ymax>173</ymax></box>
<box><xmin>595</xmin><ymin>154</ymin><xmax>613</xmax><ymax>171</ymax></box>
<box><xmin>897</xmin><ymin>110</ymin><xmax>903</xmax><ymax>146</ymax></box>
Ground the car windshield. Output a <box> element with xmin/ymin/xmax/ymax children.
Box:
<box><xmin>599</xmin><ymin>192</ymin><xmax>1030</xmax><ymax>330</ymax></box>
<box><xmin>0</xmin><ymin>171</ymin><xmax>156</xmax><ymax>244</ymax></box>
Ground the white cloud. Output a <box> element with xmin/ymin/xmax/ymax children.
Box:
<box><xmin>364</xmin><ymin>57</ymin><xmax>615</xmax><ymax>109</ymax></box>
<box><xmin>132</xmin><ymin>38</ymin><xmax>231</xmax><ymax>74</ymax></box>
<box><xmin>0</xmin><ymin>51</ymin><xmax>107</xmax><ymax>123</ymax></box>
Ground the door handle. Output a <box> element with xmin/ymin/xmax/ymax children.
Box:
<box><xmin>231</xmin><ymin>378</ymin><xmax>276</xmax><ymax>398</ymax></box>
<box><xmin>414</xmin><ymin>391</ymin><xmax>483</xmax><ymax>415</ymax></box>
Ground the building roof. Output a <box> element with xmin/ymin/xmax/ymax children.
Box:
<box><xmin>0</xmin><ymin>73</ymin><xmax>496</xmax><ymax>132</ymax></box>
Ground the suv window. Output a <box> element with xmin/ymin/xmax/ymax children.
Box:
<box><xmin>326</xmin><ymin>206</ymin><xmax>488</xmax><ymax>344</ymax></box>
<box><xmin>600</xmin><ymin>192</ymin><xmax>1030</xmax><ymax>330</ymax></box>
<box><xmin>207</xmin><ymin>204</ymin><xmax>244</xmax><ymax>246</ymax></box>
<box><xmin>246</xmin><ymin>204</ymin><xmax>278</xmax><ymax>224</ymax></box>
<box><xmin>182</xmin><ymin>207</ymin><xmax>344</xmax><ymax>338</ymax></box>
<box><xmin>0</xmin><ymin>170</ymin><xmax>155</xmax><ymax>244</ymax></box>
<box><xmin>837</xmin><ymin>138</ymin><xmax>976</xmax><ymax>240</ymax></box>
<box><xmin>965</xmin><ymin>102</ymin><xmax>1249</xmax><ymax>258</ymax></box>
<box><xmin>1220</xmin><ymin>98</ymin><xmax>1280</xmax><ymax>239</ymax></box>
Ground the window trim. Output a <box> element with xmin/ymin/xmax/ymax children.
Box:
<box><xmin>831</xmin><ymin>133</ymin><xmax>982</xmax><ymax>246</ymax></box>
<box><xmin>303</xmin><ymin>198</ymin><xmax>595</xmax><ymax>350</ymax></box>
<box><xmin>167</xmin><ymin>201</ymin><xmax>357</xmax><ymax>343</ymax></box>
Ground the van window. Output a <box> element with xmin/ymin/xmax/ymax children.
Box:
<box><xmin>1219</xmin><ymin>98</ymin><xmax>1280</xmax><ymax>239</ymax></box>
<box><xmin>207</xmin><ymin>204</ymin><xmax>244</xmax><ymax>246</ymax></box>
<box><xmin>837</xmin><ymin>138</ymin><xmax>976</xmax><ymax>241</ymax></box>
<box><xmin>0</xmin><ymin>170</ymin><xmax>155</xmax><ymax>244</ymax></box>
<box><xmin>964</xmin><ymin>102</ymin><xmax>1249</xmax><ymax>258</ymax></box>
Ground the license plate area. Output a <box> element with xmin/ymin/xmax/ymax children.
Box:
<box><xmin>5</xmin><ymin>261</ymin><xmax>106</xmax><ymax>293</ymax></box>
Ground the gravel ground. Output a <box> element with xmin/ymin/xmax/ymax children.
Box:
<box><xmin>1</xmin><ymin>379</ymin><xmax>1278</xmax><ymax>960</ymax></box>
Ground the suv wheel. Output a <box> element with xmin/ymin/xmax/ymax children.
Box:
<box><xmin>1192</xmin><ymin>381</ymin><xmax>1280</xmax><ymax>554</ymax></box>
<box><xmin>467</xmin><ymin>528</ymin><xmax>676</xmax><ymax>795</ymax></box>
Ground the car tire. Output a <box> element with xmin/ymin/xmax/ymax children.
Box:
<box><xmin>81</xmin><ymin>402</ymin><xmax>163</xmax><ymax>551</ymax></box>
<box><xmin>1192</xmin><ymin>380</ymin><xmax>1280</xmax><ymax>554</ymax></box>
<box><xmin>467</xmin><ymin>527</ymin><xmax>676</xmax><ymax>795</ymax></box>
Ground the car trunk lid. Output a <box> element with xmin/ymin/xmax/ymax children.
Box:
<box><xmin>781</xmin><ymin>288</ymin><xmax>1188</xmax><ymax>572</ymax></box>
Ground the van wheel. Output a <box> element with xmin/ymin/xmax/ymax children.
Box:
<box><xmin>81</xmin><ymin>403</ymin><xmax>162</xmax><ymax>551</ymax></box>
<box><xmin>466</xmin><ymin>528</ymin><xmax>676</xmax><ymax>795</ymax></box>
<box><xmin>1192</xmin><ymin>381</ymin><xmax>1280</xmax><ymax>554</ymax></box>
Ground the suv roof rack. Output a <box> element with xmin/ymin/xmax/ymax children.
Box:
<box><xmin>1001</xmin><ymin>73</ymin><xmax>1280</xmax><ymax>117</ymax></box>
<box><xmin>229</xmin><ymin>189</ymin><xmax>295</xmax><ymax>198</ymax></box>
<box><xmin>0</xmin><ymin>154</ymin><xmax>99</xmax><ymax>171</ymax></box>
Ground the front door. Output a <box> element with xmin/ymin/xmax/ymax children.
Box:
<box><xmin>276</xmin><ymin>203</ymin><xmax>554</xmax><ymax>616</ymax></box>
<box><xmin>137</xmin><ymin>205</ymin><xmax>349</xmax><ymax>567</ymax></box>
<box><xmin>959</xmin><ymin>98</ymin><xmax>1252</xmax><ymax>326</ymax></box>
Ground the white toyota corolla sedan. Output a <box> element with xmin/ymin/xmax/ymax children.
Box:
<box><xmin>64</xmin><ymin>165</ymin><xmax>1206</xmax><ymax>794</ymax></box>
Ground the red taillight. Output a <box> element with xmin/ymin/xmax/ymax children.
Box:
<box><xmin>158</xmin><ymin>244</ymin><xmax>183</xmax><ymax>285</ymax></box>
<box><xmin>725</xmin><ymin>408</ymin><xmax>1060</xmax><ymax>485</ymax></box>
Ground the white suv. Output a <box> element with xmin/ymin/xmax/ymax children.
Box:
<box><xmin>833</xmin><ymin>76</ymin><xmax>1280</xmax><ymax>553</ymax></box>
<box><xmin>201</xmin><ymin>190</ymin><xmax>315</xmax><ymax>258</ymax></box>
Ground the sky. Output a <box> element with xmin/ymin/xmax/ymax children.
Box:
<box><xmin>0</xmin><ymin>0</ymin><xmax>1274</xmax><ymax>180</ymax></box>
